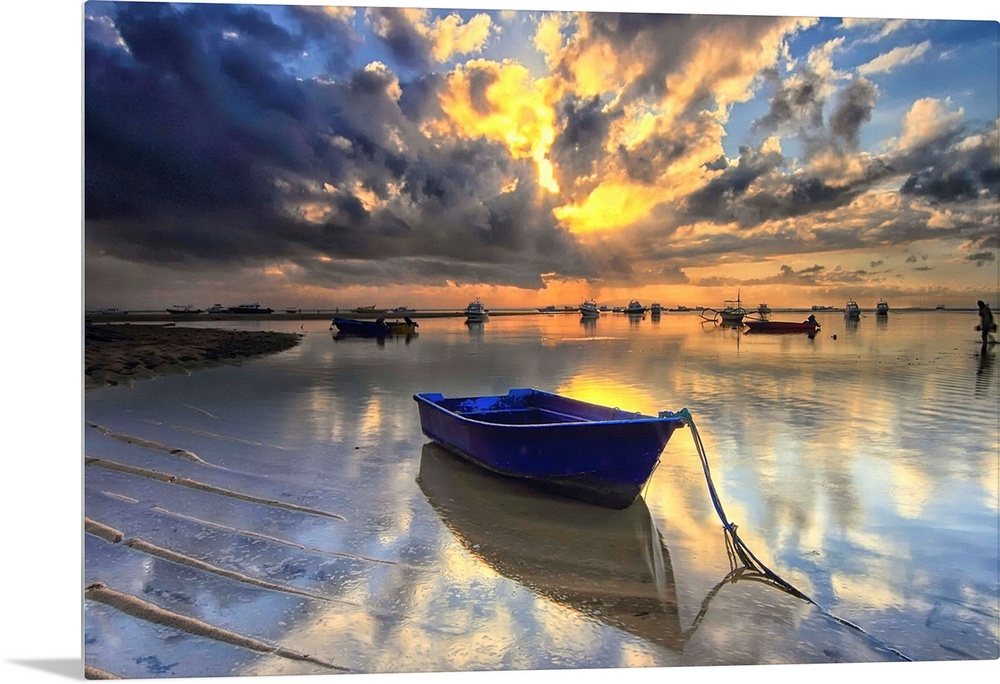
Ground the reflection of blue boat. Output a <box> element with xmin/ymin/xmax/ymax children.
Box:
<box><xmin>417</xmin><ymin>442</ymin><xmax>685</xmax><ymax>650</ymax></box>
<box><xmin>413</xmin><ymin>388</ymin><xmax>686</xmax><ymax>509</ymax></box>
<box><xmin>331</xmin><ymin>317</ymin><xmax>392</xmax><ymax>337</ymax></box>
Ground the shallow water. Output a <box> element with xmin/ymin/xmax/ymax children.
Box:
<box><xmin>83</xmin><ymin>310</ymin><xmax>999</xmax><ymax>677</ymax></box>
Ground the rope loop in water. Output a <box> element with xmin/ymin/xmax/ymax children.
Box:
<box><xmin>673</xmin><ymin>407</ymin><xmax>913</xmax><ymax>662</ymax></box>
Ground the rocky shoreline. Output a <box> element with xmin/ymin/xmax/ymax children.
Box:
<box><xmin>85</xmin><ymin>324</ymin><xmax>301</xmax><ymax>389</ymax></box>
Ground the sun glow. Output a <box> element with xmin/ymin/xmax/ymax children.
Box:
<box><xmin>437</xmin><ymin>59</ymin><xmax>560</xmax><ymax>193</ymax></box>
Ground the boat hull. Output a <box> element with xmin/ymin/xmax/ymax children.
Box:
<box><xmin>413</xmin><ymin>388</ymin><xmax>685</xmax><ymax>509</ymax></box>
<box><xmin>745</xmin><ymin>321</ymin><xmax>820</xmax><ymax>334</ymax></box>
<box><xmin>332</xmin><ymin>317</ymin><xmax>391</xmax><ymax>337</ymax></box>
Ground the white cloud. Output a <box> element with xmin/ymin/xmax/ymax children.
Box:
<box><xmin>858</xmin><ymin>40</ymin><xmax>932</xmax><ymax>76</ymax></box>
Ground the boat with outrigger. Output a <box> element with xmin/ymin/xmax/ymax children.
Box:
<box><xmin>700</xmin><ymin>291</ymin><xmax>748</xmax><ymax>326</ymax></box>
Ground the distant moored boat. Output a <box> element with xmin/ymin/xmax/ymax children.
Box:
<box><xmin>166</xmin><ymin>305</ymin><xmax>202</xmax><ymax>314</ymax></box>
<box><xmin>579</xmin><ymin>299</ymin><xmax>600</xmax><ymax>318</ymax></box>
<box><xmin>876</xmin><ymin>300</ymin><xmax>889</xmax><ymax>316</ymax></box>
<box><xmin>465</xmin><ymin>299</ymin><xmax>489</xmax><ymax>322</ymax></box>
<box><xmin>624</xmin><ymin>300</ymin><xmax>647</xmax><ymax>315</ymax></box>
<box><xmin>228</xmin><ymin>303</ymin><xmax>273</xmax><ymax>314</ymax></box>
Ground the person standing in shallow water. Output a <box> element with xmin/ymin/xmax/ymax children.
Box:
<box><xmin>977</xmin><ymin>300</ymin><xmax>995</xmax><ymax>346</ymax></box>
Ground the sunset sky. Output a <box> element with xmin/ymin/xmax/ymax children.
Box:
<box><xmin>80</xmin><ymin>1</ymin><xmax>999</xmax><ymax>310</ymax></box>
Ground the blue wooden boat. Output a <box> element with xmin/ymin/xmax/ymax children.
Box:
<box><xmin>413</xmin><ymin>388</ymin><xmax>687</xmax><ymax>509</ymax></box>
<box><xmin>331</xmin><ymin>317</ymin><xmax>392</xmax><ymax>337</ymax></box>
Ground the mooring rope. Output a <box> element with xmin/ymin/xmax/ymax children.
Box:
<box><xmin>673</xmin><ymin>408</ymin><xmax>913</xmax><ymax>662</ymax></box>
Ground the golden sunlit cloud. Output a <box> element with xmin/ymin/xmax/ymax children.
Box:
<box><xmin>430</xmin><ymin>13</ymin><xmax>494</xmax><ymax>63</ymax></box>
<box><xmin>367</xmin><ymin>8</ymin><xmax>496</xmax><ymax>64</ymax></box>
<box><xmin>437</xmin><ymin>59</ymin><xmax>560</xmax><ymax>192</ymax></box>
<box><xmin>895</xmin><ymin>97</ymin><xmax>965</xmax><ymax>152</ymax></box>
<box><xmin>554</xmin><ymin>181</ymin><xmax>666</xmax><ymax>233</ymax></box>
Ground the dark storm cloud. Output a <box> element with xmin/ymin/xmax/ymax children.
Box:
<box><xmin>752</xmin><ymin>67</ymin><xmax>826</xmax><ymax>136</ymax></box>
<box><xmin>287</xmin><ymin>5</ymin><xmax>362</xmax><ymax>73</ymax></box>
<box><xmin>830</xmin><ymin>78</ymin><xmax>877</xmax><ymax>149</ymax></box>
<box><xmin>900</xmin><ymin>169</ymin><xmax>980</xmax><ymax>201</ymax></box>
<box><xmin>754</xmin><ymin>70</ymin><xmax>877</xmax><ymax>160</ymax></box>
<box><xmin>897</xmin><ymin>120</ymin><xmax>1000</xmax><ymax>203</ymax></box>
<box><xmin>549</xmin><ymin>96</ymin><xmax>621</xmax><ymax>195</ymax></box>
<box><xmin>84</xmin><ymin>2</ymin><xmax>595</xmax><ymax>289</ymax></box>
<box><xmin>363</xmin><ymin>7</ymin><xmax>432</xmax><ymax>71</ymax></box>
<box><xmin>682</xmin><ymin>145</ymin><xmax>784</xmax><ymax>222</ymax></box>
<box><xmin>966</xmin><ymin>252</ymin><xmax>996</xmax><ymax>267</ymax></box>
<box><xmin>549</xmin><ymin>95</ymin><xmax>616</xmax><ymax>195</ymax></box>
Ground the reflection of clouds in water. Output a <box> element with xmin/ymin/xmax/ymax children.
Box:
<box><xmin>887</xmin><ymin>460</ymin><xmax>935</xmax><ymax>519</ymax></box>
<box><xmin>85</xmin><ymin>314</ymin><xmax>999</xmax><ymax>671</ymax></box>
<box><xmin>832</xmin><ymin>568</ymin><xmax>907</xmax><ymax>612</ymax></box>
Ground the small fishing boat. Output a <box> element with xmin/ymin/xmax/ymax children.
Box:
<box><xmin>624</xmin><ymin>300</ymin><xmax>647</xmax><ymax>315</ymax></box>
<box><xmin>228</xmin><ymin>303</ymin><xmax>273</xmax><ymax>314</ymax></box>
<box><xmin>206</xmin><ymin>303</ymin><xmax>227</xmax><ymax>314</ymax></box>
<box><xmin>745</xmin><ymin>319</ymin><xmax>820</xmax><ymax>334</ymax></box>
<box><xmin>465</xmin><ymin>299</ymin><xmax>489</xmax><ymax>322</ymax></box>
<box><xmin>757</xmin><ymin>303</ymin><xmax>772</xmax><ymax>316</ymax></box>
<box><xmin>650</xmin><ymin>302</ymin><xmax>663</xmax><ymax>315</ymax></box>
<box><xmin>331</xmin><ymin>317</ymin><xmax>392</xmax><ymax>337</ymax></box>
<box><xmin>413</xmin><ymin>388</ymin><xmax>687</xmax><ymax>509</ymax></box>
<box><xmin>876</xmin><ymin>300</ymin><xmax>889</xmax><ymax>316</ymax></box>
<box><xmin>579</xmin><ymin>299</ymin><xmax>600</xmax><ymax>318</ymax></box>
<box><xmin>165</xmin><ymin>305</ymin><xmax>202</xmax><ymax>315</ymax></box>
<box><xmin>353</xmin><ymin>304</ymin><xmax>380</xmax><ymax>313</ymax></box>
<box><xmin>537</xmin><ymin>305</ymin><xmax>558</xmax><ymax>313</ymax></box>
<box><xmin>844</xmin><ymin>300</ymin><xmax>861</xmax><ymax>320</ymax></box>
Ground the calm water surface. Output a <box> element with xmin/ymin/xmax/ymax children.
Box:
<box><xmin>84</xmin><ymin>311</ymin><xmax>999</xmax><ymax>678</ymax></box>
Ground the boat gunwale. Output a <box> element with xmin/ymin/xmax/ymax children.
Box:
<box><xmin>413</xmin><ymin>389</ymin><xmax>684</xmax><ymax>430</ymax></box>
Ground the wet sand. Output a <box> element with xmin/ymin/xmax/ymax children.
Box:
<box><xmin>84</xmin><ymin>324</ymin><xmax>301</xmax><ymax>389</ymax></box>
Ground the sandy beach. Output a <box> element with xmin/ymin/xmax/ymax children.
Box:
<box><xmin>84</xmin><ymin>324</ymin><xmax>301</xmax><ymax>389</ymax></box>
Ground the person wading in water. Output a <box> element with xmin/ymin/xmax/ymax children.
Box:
<box><xmin>977</xmin><ymin>300</ymin><xmax>995</xmax><ymax>347</ymax></box>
